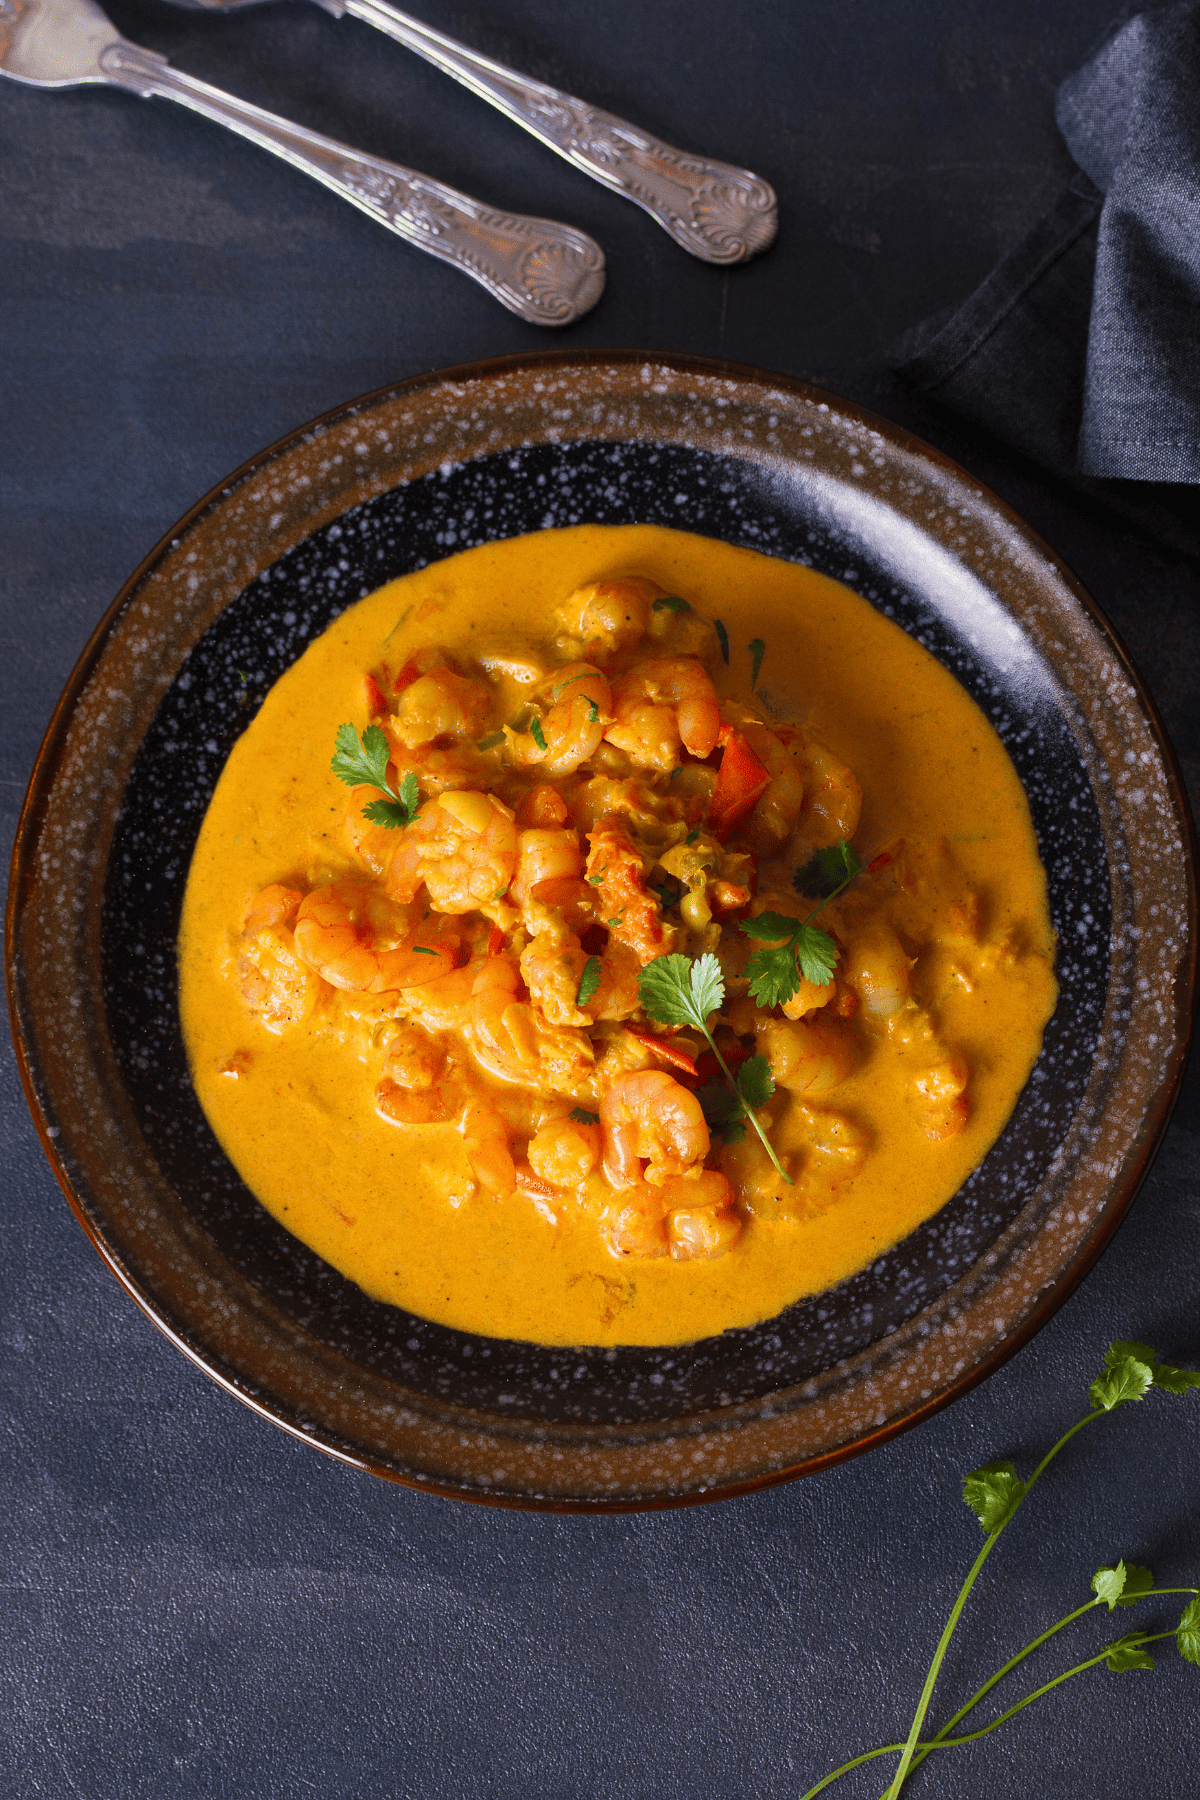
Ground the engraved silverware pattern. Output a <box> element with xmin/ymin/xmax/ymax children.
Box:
<box><xmin>0</xmin><ymin>0</ymin><xmax>606</xmax><ymax>323</ymax></box>
<box><xmin>167</xmin><ymin>0</ymin><xmax>780</xmax><ymax>262</ymax></box>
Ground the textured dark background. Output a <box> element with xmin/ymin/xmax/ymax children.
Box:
<box><xmin>2</xmin><ymin>2</ymin><xmax>1198</xmax><ymax>1795</ymax></box>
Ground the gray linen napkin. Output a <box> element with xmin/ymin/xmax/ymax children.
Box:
<box><xmin>893</xmin><ymin>2</ymin><xmax>1200</xmax><ymax>555</ymax></box>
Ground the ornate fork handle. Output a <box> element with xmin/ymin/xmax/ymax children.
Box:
<box><xmin>100</xmin><ymin>41</ymin><xmax>604</xmax><ymax>325</ymax></box>
<box><xmin>336</xmin><ymin>0</ymin><xmax>778</xmax><ymax>264</ymax></box>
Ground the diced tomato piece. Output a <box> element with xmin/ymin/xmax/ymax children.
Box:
<box><xmin>708</xmin><ymin>726</ymin><xmax>772</xmax><ymax>842</ymax></box>
<box><xmin>393</xmin><ymin>658</ymin><xmax>422</xmax><ymax>694</ymax></box>
<box><xmin>487</xmin><ymin>926</ymin><xmax>506</xmax><ymax>957</ymax></box>
<box><xmin>363</xmin><ymin>672</ymin><xmax>388</xmax><ymax>718</ymax></box>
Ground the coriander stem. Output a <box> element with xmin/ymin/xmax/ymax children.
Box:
<box><xmin>924</xmin><ymin>1630</ymin><xmax>1174</xmax><ymax>1748</ymax></box>
<box><xmin>883</xmin><ymin>1407</ymin><xmax>1106</xmax><ymax>1799</ymax></box>
<box><xmin>702</xmin><ymin>1030</ymin><xmax>793</xmax><ymax>1185</ymax></box>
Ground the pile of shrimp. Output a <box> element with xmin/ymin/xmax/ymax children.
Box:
<box><xmin>237</xmin><ymin>575</ymin><xmax>978</xmax><ymax>1264</ymax></box>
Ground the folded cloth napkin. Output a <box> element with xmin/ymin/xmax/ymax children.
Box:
<box><xmin>892</xmin><ymin>2</ymin><xmax>1200</xmax><ymax>556</ymax></box>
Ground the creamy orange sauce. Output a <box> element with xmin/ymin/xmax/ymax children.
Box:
<box><xmin>178</xmin><ymin>524</ymin><xmax>1056</xmax><ymax>1346</ymax></box>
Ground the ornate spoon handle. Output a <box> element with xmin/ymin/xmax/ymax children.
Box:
<box><xmin>334</xmin><ymin>0</ymin><xmax>778</xmax><ymax>264</ymax></box>
<box><xmin>100</xmin><ymin>40</ymin><xmax>605</xmax><ymax>325</ymax></box>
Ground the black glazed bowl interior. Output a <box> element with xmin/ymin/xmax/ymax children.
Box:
<box><xmin>7</xmin><ymin>352</ymin><xmax>1196</xmax><ymax>1508</ymax></box>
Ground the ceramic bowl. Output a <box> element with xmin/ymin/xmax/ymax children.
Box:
<box><xmin>7</xmin><ymin>351</ymin><xmax>1197</xmax><ymax>1509</ymax></box>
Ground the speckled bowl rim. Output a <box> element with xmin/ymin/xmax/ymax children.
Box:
<box><xmin>6</xmin><ymin>349</ymin><xmax>1198</xmax><ymax>1511</ymax></box>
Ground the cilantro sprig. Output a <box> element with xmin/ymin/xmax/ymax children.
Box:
<box><xmin>801</xmin><ymin>1341</ymin><xmax>1200</xmax><ymax>1800</ymax></box>
<box><xmin>739</xmin><ymin>838</ymin><xmax>864</xmax><ymax>1006</ymax></box>
<box><xmin>331</xmin><ymin>723</ymin><xmax>420</xmax><ymax>829</ymax></box>
<box><xmin>638</xmin><ymin>954</ymin><xmax>791</xmax><ymax>1183</ymax></box>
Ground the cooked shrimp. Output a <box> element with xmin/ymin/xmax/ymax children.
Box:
<box><xmin>585</xmin><ymin>816</ymin><xmax>671</xmax><ymax>966</ymax></box>
<box><xmin>521</xmin><ymin>929</ymin><xmax>642</xmax><ymax>1026</ymax></box>
<box><xmin>736</xmin><ymin>722</ymin><xmax>807</xmax><ymax>855</ymax></box>
<box><xmin>292</xmin><ymin>881</ymin><xmax>459</xmax><ymax>993</ymax></box>
<box><xmin>757</xmin><ymin>1014</ymin><xmax>854</xmax><ymax>1094</ymax></box>
<box><xmin>460</xmin><ymin>1100</ymin><xmax>516</xmax><ymax>1197</ymax></box>
<box><xmin>511</xmin><ymin>826</ymin><xmax>584</xmax><ymax>908</ymax></box>
<box><xmin>508</xmin><ymin>664</ymin><xmax>613</xmax><ymax>777</ymax></box>
<box><xmin>801</xmin><ymin>735</ymin><xmax>862</xmax><ymax>844</ymax></box>
<box><xmin>914</xmin><ymin>1056</ymin><xmax>969</xmax><ymax>1140</ymax></box>
<box><xmin>605</xmin><ymin>1182</ymin><xmax>669</xmax><ymax>1258</ymax></box>
<box><xmin>554</xmin><ymin>576</ymin><xmax>659</xmax><ymax>659</ymax></box>
<box><xmin>527</xmin><ymin>1115</ymin><xmax>602</xmax><ymax>1189</ymax></box>
<box><xmin>658</xmin><ymin>1170</ymin><xmax>743</xmax><ymax>1261</ymax></box>
<box><xmin>841</xmin><ymin>916</ymin><xmax>912</xmax><ymax>1024</ymax></box>
<box><xmin>466</xmin><ymin>958</ymin><xmax>595</xmax><ymax>1095</ymax></box>
<box><xmin>389</xmin><ymin>665</ymin><xmax>495</xmax><ymax>749</ymax></box>
<box><xmin>599</xmin><ymin>1070</ymin><xmax>710</xmax><ymax>1188</ymax></box>
<box><xmin>605</xmin><ymin>657</ymin><xmax>722</xmax><ymax>771</ymax></box>
<box><xmin>515</xmin><ymin>784</ymin><xmax>569</xmax><ymax>829</ymax></box>
<box><xmin>238</xmin><ymin>885</ymin><xmax>321</xmax><ymax>1032</ymax></box>
<box><xmin>387</xmin><ymin>790</ymin><xmax>519</xmax><ymax>914</ymax></box>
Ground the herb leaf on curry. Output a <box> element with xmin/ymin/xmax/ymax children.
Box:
<box><xmin>331</xmin><ymin>724</ymin><xmax>420</xmax><ymax>829</ymax></box>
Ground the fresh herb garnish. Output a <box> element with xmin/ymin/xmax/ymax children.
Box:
<box><xmin>529</xmin><ymin>717</ymin><xmax>548</xmax><ymax>753</ymax></box>
<box><xmin>801</xmin><ymin>1341</ymin><xmax>1200</xmax><ymax>1800</ymax></box>
<box><xmin>739</xmin><ymin>838</ymin><xmax>864</xmax><ymax>1005</ymax></box>
<box><xmin>575</xmin><ymin>956</ymin><xmax>602</xmax><ymax>1008</ymax></box>
<box><xmin>715</xmin><ymin>618</ymin><xmax>730</xmax><ymax>664</ymax></box>
<box><xmin>749</xmin><ymin>637</ymin><xmax>766</xmax><ymax>690</ymax></box>
<box><xmin>653</xmin><ymin>594</ymin><xmax>691</xmax><ymax>614</ymax></box>
<box><xmin>569</xmin><ymin>1108</ymin><xmax>599</xmax><ymax>1126</ymax></box>
<box><xmin>477</xmin><ymin>730</ymin><xmax>505</xmax><ymax>751</ymax></box>
<box><xmin>685</xmin><ymin>826</ymin><xmax>702</xmax><ymax>845</ymax></box>
<box><xmin>696</xmin><ymin>1054</ymin><xmax>775</xmax><ymax>1146</ymax></box>
<box><xmin>638</xmin><ymin>954</ymin><xmax>790</xmax><ymax>1182</ymax></box>
<box><xmin>587</xmin><ymin>699</ymin><xmax>599</xmax><ymax>722</ymax></box>
<box><xmin>331</xmin><ymin>724</ymin><xmax>420</xmax><ymax>829</ymax></box>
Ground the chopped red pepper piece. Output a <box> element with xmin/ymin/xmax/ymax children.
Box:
<box><xmin>708</xmin><ymin>724</ymin><xmax>773</xmax><ymax>841</ymax></box>
<box><xmin>624</xmin><ymin>1026</ymin><xmax>699</xmax><ymax>1078</ymax></box>
<box><xmin>363</xmin><ymin>672</ymin><xmax>388</xmax><ymax>718</ymax></box>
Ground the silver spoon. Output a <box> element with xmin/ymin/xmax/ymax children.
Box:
<box><xmin>164</xmin><ymin>0</ymin><xmax>779</xmax><ymax>263</ymax></box>
<box><xmin>0</xmin><ymin>0</ymin><xmax>605</xmax><ymax>324</ymax></box>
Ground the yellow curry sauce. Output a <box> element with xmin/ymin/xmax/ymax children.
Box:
<box><xmin>178</xmin><ymin>524</ymin><xmax>1057</xmax><ymax>1347</ymax></box>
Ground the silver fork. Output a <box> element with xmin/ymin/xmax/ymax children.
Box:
<box><xmin>0</xmin><ymin>0</ymin><xmax>605</xmax><ymax>324</ymax></box>
<box><xmin>163</xmin><ymin>0</ymin><xmax>779</xmax><ymax>263</ymax></box>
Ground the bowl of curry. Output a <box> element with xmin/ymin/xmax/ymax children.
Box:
<box><xmin>7</xmin><ymin>351</ymin><xmax>1196</xmax><ymax>1508</ymax></box>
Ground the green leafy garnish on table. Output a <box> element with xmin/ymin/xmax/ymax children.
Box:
<box><xmin>800</xmin><ymin>1340</ymin><xmax>1200</xmax><ymax>1800</ymax></box>
<box><xmin>739</xmin><ymin>838</ymin><xmax>864</xmax><ymax>1006</ymax></box>
<box><xmin>638</xmin><ymin>953</ymin><xmax>790</xmax><ymax>1182</ymax></box>
<box><xmin>331</xmin><ymin>723</ymin><xmax>420</xmax><ymax>829</ymax></box>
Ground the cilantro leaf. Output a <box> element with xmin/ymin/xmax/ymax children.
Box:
<box><xmin>1176</xmin><ymin>1597</ymin><xmax>1200</xmax><ymax>1664</ymax></box>
<box><xmin>1104</xmin><ymin>1634</ymin><xmax>1155</xmax><ymax>1673</ymax></box>
<box><xmin>576</xmin><ymin>956</ymin><xmax>602</xmax><ymax>1008</ymax></box>
<box><xmin>331</xmin><ymin>721</ymin><xmax>391</xmax><ymax>790</ymax></box>
<box><xmin>696</xmin><ymin>1081</ymin><xmax>742</xmax><ymax>1130</ymax></box>
<box><xmin>962</xmin><ymin>1460</ymin><xmax>1027</xmax><ymax>1535</ymax></box>
<box><xmin>568</xmin><ymin>1108</ymin><xmax>599</xmax><ymax>1126</ymax></box>
<box><xmin>587</xmin><ymin>699</ymin><xmax>600</xmax><ymax>723</ymax></box>
<box><xmin>1090</xmin><ymin>1344</ymin><xmax>1155</xmax><ymax>1412</ymax></box>
<box><xmin>331</xmin><ymin>725</ymin><xmax>419</xmax><ymax>829</ymax></box>
<box><xmin>715</xmin><ymin>618</ymin><xmax>730</xmax><ymax>664</ymax></box>
<box><xmin>795</xmin><ymin>924</ymin><xmax>838</xmax><ymax>986</ymax></box>
<box><xmin>1091</xmin><ymin>1562</ymin><xmax>1130</xmax><ymax>1610</ymax></box>
<box><xmin>530</xmin><ymin>717</ymin><xmax>548</xmax><ymax>753</ymax></box>
<box><xmin>689</xmin><ymin>953</ymin><xmax>725</xmax><ymax>1020</ymax></box>
<box><xmin>740</xmin><ymin>910</ymin><xmax>801</xmax><ymax>944</ymax></box>
<box><xmin>795</xmin><ymin>840</ymin><xmax>867</xmax><ymax>898</ymax></box>
<box><xmin>639</xmin><ymin>954</ymin><xmax>705</xmax><ymax>1028</ymax></box>
<box><xmin>736</xmin><ymin>1054</ymin><xmax>775</xmax><ymax>1112</ymax></box>
<box><xmin>653</xmin><ymin>594</ymin><xmax>691</xmax><ymax>614</ymax></box>
<box><xmin>1110</xmin><ymin>1341</ymin><xmax>1200</xmax><ymax>1396</ymax></box>
<box><xmin>1115</xmin><ymin>1565</ymin><xmax>1156</xmax><ymax>1608</ymax></box>
<box><xmin>749</xmin><ymin>637</ymin><xmax>766</xmax><ymax>690</ymax></box>
<box><xmin>743</xmin><ymin>944</ymin><xmax>801</xmax><ymax>1011</ymax></box>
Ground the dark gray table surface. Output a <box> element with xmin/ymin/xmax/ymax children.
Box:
<box><xmin>3</xmin><ymin>2</ymin><xmax>1198</xmax><ymax>1795</ymax></box>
